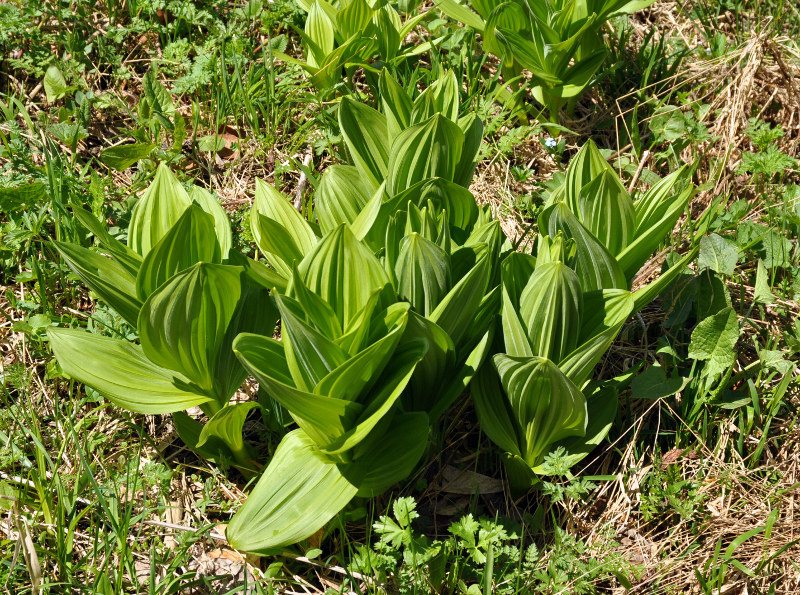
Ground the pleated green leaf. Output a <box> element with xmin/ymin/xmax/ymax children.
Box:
<box><xmin>539</xmin><ymin>202</ymin><xmax>627</xmax><ymax>291</ymax></box>
<box><xmin>315</xmin><ymin>165</ymin><xmax>371</xmax><ymax>234</ymax></box>
<box><xmin>252</xmin><ymin>213</ymin><xmax>305</xmax><ymax>280</ymax></box>
<box><xmin>305</xmin><ymin>1</ymin><xmax>335</xmax><ymax>67</ymax></box>
<box><xmin>335</xmin><ymin>289</ymin><xmax>388</xmax><ymax>356</ymax></box>
<box><xmin>139</xmin><ymin>263</ymin><xmax>242</xmax><ymax>398</ymax></box>
<box><xmin>387</xmin><ymin>114</ymin><xmax>464</xmax><ymax>195</ymax></box>
<box><xmin>379</xmin><ymin>71</ymin><xmax>412</xmax><ymax>144</ymax></box>
<box><xmin>274</xmin><ymin>293</ymin><xmax>349</xmax><ymax>392</ymax></box>
<box><xmin>493</xmin><ymin>354</ymin><xmax>587</xmax><ymax>468</ymax></box>
<box><xmin>339</xmin><ymin>97</ymin><xmax>389</xmax><ymax>191</ymax></box>
<box><xmin>320</xmin><ymin>338</ymin><xmax>426</xmax><ymax>456</ymax></box>
<box><xmin>429</xmin><ymin>252</ymin><xmax>490</xmax><ymax>350</ymax></box>
<box><xmin>470</xmin><ymin>363</ymin><xmax>523</xmax><ymax>457</ymax></box>
<box><xmin>129</xmin><ymin>163</ymin><xmax>192</xmax><ymax>256</ymax></box>
<box><xmin>402</xmin><ymin>311</ymin><xmax>457</xmax><ymax>411</ymax></box>
<box><xmin>189</xmin><ymin>186</ymin><xmax>233</xmax><ymax>259</ymax></box>
<box><xmin>48</xmin><ymin>327</ymin><xmax>209</xmax><ymax>414</ymax></box>
<box><xmin>350</xmin><ymin>411</ymin><xmax>430</xmax><ymax>495</ymax></box>
<box><xmin>577</xmin><ymin>169</ymin><xmax>635</xmax><ymax>257</ymax></box>
<box><xmin>314</xmin><ymin>313</ymin><xmax>407</xmax><ymax>403</ymax></box>
<box><xmin>136</xmin><ymin>204</ymin><xmax>221</xmax><ymax>300</ymax></box>
<box><xmin>225</xmin><ymin>429</ymin><xmax>359</xmax><ymax>553</ymax></box>
<box><xmin>54</xmin><ymin>241</ymin><xmax>142</xmax><ymax>327</ymax></box>
<box><xmin>454</xmin><ymin>114</ymin><xmax>483</xmax><ymax>188</ymax></box>
<box><xmin>233</xmin><ymin>334</ymin><xmax>362</xmax><ymax>448</ymax></box>
<box><xmin>197</xmin><ymin>401</ymin><xmax>260</xmax><ymax>463</ymax></box>
<box><xmin>298</xmin><ymin>225</ymin><xmax>391</xmax><ymax>330</ymax></box>
<box><xmin>519</xmin><ymin>262</ymin><xmax>583</xmax><ymax>364</ymax></box>
<box><xmin>288</xmin><ymin>265</ymin><xmax>342</xmax><ymax>340</ymax></box>
<box><xmin>563</xmin><ymin>140</ymin><xmax>614</xmax><ymax>217</ymax></box>
<box><xmin>395</xmin><ymin>233</ymin><xmax>451</xmax><ymax>316</ymax></box>
<box><xmin>338</xmin><ymin>0</ymin><xmax>373</xmax><ymax>38</ymax></box>
<box><xmin>72</xmin><ymin>206</ymin><xmax>142</xmax><ymax>277</ymax></box>
<box><xmin>252</xmin><ymin>179</ymin><xmax>317</xmax><ymax>271</ymax></box>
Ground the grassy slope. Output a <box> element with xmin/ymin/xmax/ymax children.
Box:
<box><xmin>1</xmin><ymin>0</ymin><xmax>800</xmax><ymax>593</ymax></box>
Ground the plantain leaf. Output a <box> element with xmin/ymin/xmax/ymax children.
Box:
<box><xmin>139</xmin><ymin>263</ymin><xmax>242</xmax><ymax>399</ymax></box>
<box><xmin>54</xmin><ymin>241</ymin><xmax>142</xmax><ymax>327</ymax></box>
<box><xmin>129</xmin><ymin>163</ymin><xmax>192</xmax><ymax>256</ymax></box>
<box><xmin>225</xmin><ymin>429</ymin><xmax>359</xmax><ymax>553</ymax></box>
<box><xmin>136</xmin><ymin>204</ymin><xmax>221</xmax><ymax>300</ymax></box>
<box><xmin>48</xmin><ymin>327</ymin><xmax>209</xmax><ymax>414</ymax></box>
<box><xmin>339</xmin><ymin>97</ymin><xmax>389</xmax><ymax>191</ymax></box>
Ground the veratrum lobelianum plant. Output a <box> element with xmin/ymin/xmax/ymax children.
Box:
<box><xmin>47</xmin><ymin>164</ymin><xmax>280</xmax><ymax>474</ymax></box>
<box><xmin>472</xmin><ymin>141</ymin><xmax>696</xmax><ymax>492</ymax></box>
<box><xmin>435</xmin><ymin>0</ymin><xmax>657</xmax><ymax>123</ymax></box>
<box><xmin>274</xmin><ymin>0</ymin><xmax>436</xmax><ymax>95</ymax></box>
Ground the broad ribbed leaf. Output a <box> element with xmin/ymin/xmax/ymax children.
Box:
<box><xmin>252</xmin><ymin>179</ymin><xmax>317</xmax><ymax>271</ymax></box>
<box><xmin>197</xmin><ymin>402</ymin><xmax>259</xmax><ymax>464</ymax></box>
<box><xmin>305</xmin><ymin>1</ymin><xmax>335</xmax><ymax>67</ymax></box>
<box><xmin>388</xmin><ymin>114</ymin><xmax>464</xmax><ymax>195</ymax></box>
<box><xmin>48</xmin><ymin>327</ymin><xmax>209</xmax><ymax>414</ymax></box>
<box><xmin>519</xmin><ymin>262</ymin><xmax>583</xmax><ymax>364</ymax></box>
<box><xmin>319</xmin><ymin>338</ymin><xmax>426</xmax><ymax>456</ymax></box>
<box><xmin>54</xmin><ymin>241</ymin><xmax>142</xmax><ymax>327</ymax></box>
<box><xmin>380</xmin><ymin>71</ymin><xmax>412</xmax><ymax>144</ymax></box>
<box><xmin>315</xmin><ymin>165</ymin><xmax>371</xmax><ymax>234</ymax></box>
<box><xmin>577</xmin><ymin>169</ymin><xmax>635</xmax><ymax>257</ymax></box>
<box><xmin>189</xmin><ymin>186</ymin><xmax>233</xmax><ymax>259</ymax></box>
<box><xmin>139</xmin><ymin>263</ymin><xmax>242</xmax><ymax>398</ymax></box>
<box><xmin>536</xmin><ymin>386</ymin><xmax>618</xmax><ymax>473</ymax></box>
<box><xmin>559</xmin><ymin>289</ymin><xmax>633</xmax><ymax>386</ymax></box>
<box><xmin>395</xmin><ymin>233</ymin><xmax>451</xmax><ymax>316</ymax></box>
<box><xmin>350</xmin><ymin>411</ymin><xmax>430</xmax><ymax>495</ymax></box>
<box><xmin>454</xmin><ymin>114</ymin><xmax>483</xmax><ymax>188</ymax></box>
<box><xmin>335</xmin><ymin>290</ymin><xmax>388</xmax><ymax>356</ymax></box>
<box><xmin>539</xmin><ymin>202</ymin><xmax>627</xmax><ymax>291</ymax></box>
<box><xmin>429</xmin><ymin>252</ymin><xmax>489</xmax><ymax>350</ymax></box>
<box><xmin>410</xmin><ymin>70</ymin><xmax>459</xmax><ymax>123</ymax></box>
<box><xmin>72</xmin><ymin>206</ymin><xmax>142</xmax><ymax>277</ymax></box>
<box><xmin>434</xmin><ymin>0</ymin><xmax>486</xmax><ymax>31</ymax></box>
<box><xmin>136</xmin><ymin>204</ymin><xmax>220</xmax><ymax>300</ymax></box>
<box><xmin>339</xmin><ymin>97</ymin><xmax>389</xmax><ymax>191</ymax></box>
<box><xmin>563</xmin><ymin>140</ymin><xmax>613</xmax><ymax>216</ymax></box>
<box><xmin>372</xmin><ymin>5</ymin><xmax>401</xmax><ymax>61</ymax></box>
<box><xmin>314</xmin><ymin>313</ymin><xmax>407</xmax><ymax>402</ymax></box>
<box><xmin>275</xmin><ymin>293</ymin><xmax>349</xmax><ymax>392</ymax></box>
<box><xmin>403</xmin><ymin>312</ymin><xmax>457</xmax><ymax>411</ymax></box>
<box><xmin>298</xmin><ymin>225</ymin><xmax>391</xmax><ymax>330</ymax></box>
<box><xmin>338</xmin><ymin>0</ymin><xmax>373</xmax><ymax>38</ymax></box>
<box><xmin>493</xmin><ymin>354</ymin><xmax>587</xmax><ymax>468</ymax></box>
<box><xmin>470</xmin><ymin>363</ymin><xmax>523</xmax><ymax>457</ymax></box>
<box><xmin>129</xmin><ymin>163</ymin><xmax>192</xmax><ymax>256</ymax></box>
<box><xmin>288</xmin><ymin>266</ymin><xmax>342</xmax><ymax>340</ymax></box>
<box><xmin>225</xmin><ymin>430</ymin><xmax>359</xmax><ymax>553</ymax></box>
<box><xmin>233</xmin><ymin>334</ymin><xmax>362</xmax><ymax>448</ymax></box>
<box><xmin>252</xmin><ymin>213</ymin><xmax>304</xmax><ymax>279</ymax></box>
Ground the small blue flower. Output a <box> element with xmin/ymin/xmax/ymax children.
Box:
<box><xmin>545</xmin><ymin>137</ymin><xmax>557</xmax><ymax>149</ymax></box>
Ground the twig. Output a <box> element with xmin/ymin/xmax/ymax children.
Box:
<box><xmin>294</xmin><ymin>152</ymin><xmax>314</xmax><ymax>212</ymax></box>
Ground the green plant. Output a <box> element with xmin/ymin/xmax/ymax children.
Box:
<box><xmin>435</xmin><ymin>0</ymin><xmax>658</xmax><ymax>124</ymax></box>
<box><xmin>46</xmin><ymin>164</ymin><xmax>280</xmax><ymax>474</ymax></box>
<box><xmin>273</xmin><ymin>0</ymin><xmax>435</xmax><ymax>96</ymax></box>
<box><xmin>471</xmin><ymin>141</ymin><xmax>696</xmax><ymax>491</ymax></box>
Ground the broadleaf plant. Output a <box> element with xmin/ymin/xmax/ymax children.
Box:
<box><xmin>48</xmin><ymin>164</ymin><xmax>279</xmax><ymax>474</ymax></box>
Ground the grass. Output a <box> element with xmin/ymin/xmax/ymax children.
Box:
<box><xmin>2</xmin><ymin>0</ymin><xmax>800</xmax><ymax>593</ymax></box>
